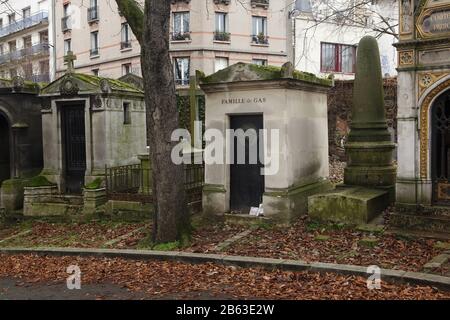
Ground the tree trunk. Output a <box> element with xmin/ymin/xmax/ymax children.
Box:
<box><xmin>116</xmin><ymin>0</ymin><xmax>189</xmax><ymax>243</ymax></box>
<box><xmin>142</xmin><ymin>0</ymin><xmax>189</xmax><ymax>243</ymax></box>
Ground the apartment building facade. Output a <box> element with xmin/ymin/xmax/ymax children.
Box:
<box><xmin>294</xmin><ymin>0</ymin><xmax>398</xmax><ymax>80</ymax></box>
<box><xmin>52</xmin><ymin>0</ymin><xmax>292</xmax><ymax>86</ymax></box>
<box><xmin>0</xmin><ymin>0</ymin><xmax>51</xmax><ymax>82</ymax></box>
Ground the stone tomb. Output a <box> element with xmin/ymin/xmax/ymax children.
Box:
<box><xmin>38</xmin><ymin>72</ymin><xmax>146</xmax><ymax>196</ymax></box>
<box><xmin>199</xmin><ymin>62</ymin><xmax>333</xmax><ymax>222</ymax></box>
<box><xmin>0</xmin><ymin>77</ymin><xmax>44</xmax><ymax>212</ymax></box>
<box><xmin>393</xmin><ymin>0</ymin><xmax>450</xmax><ymax>235</ymax></box>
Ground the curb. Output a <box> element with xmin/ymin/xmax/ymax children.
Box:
<box><xmin>0</xmin><ymin>247</ymin><xmax>449</xmax><ymax>291</ymax></box>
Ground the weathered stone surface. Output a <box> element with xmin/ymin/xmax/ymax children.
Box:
<box><xmin>358</xmin><ymin>237</ymin><xmax>379</xmax><ymax>248</ymax></box>
<box><xmin>356</xmin><ymin>224</ymin><xmax>385</xmax><ymax>234</ymax></box>
<box><xmin>105</xmin><ymin>200</ymin><xmax>153</xmax><ymax>221</ymax></box>
<box><xmin>308</xmin><ymin>186</ymin><xmax>390</xmax><ymax>224</ymax></box>
<box><xmin>0</xmin><ymin>179</ymin><xmax>27</xmax><ymax>212</ymax></box>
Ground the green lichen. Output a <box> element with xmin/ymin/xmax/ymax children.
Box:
<box><xmin>200</xmin><ymin>62</ymin><xmax>332</xmax><ymax>87</ymax></box>
<box><xmin>85</xmin><ymin>178</ymin><xmax>103</xmax><ymax>190</ymax></box>
<box><xmin>25</xmin><ymin>176</ymin><xmax>56</xmax><ymax>188</ymax></box>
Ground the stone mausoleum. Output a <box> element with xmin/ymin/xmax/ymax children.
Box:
<box><xmin>396</xmin><ymin>0</ymin><xmax>450</xmax><ymax>208</ymax></box>
<box><xmin>0</xmin><ymin>77</ymin><xmax>44</xmax><ymax>211</ymax></box>
<box><xmin>199</xmin><ymin>62</ymin><xmax>333</xmax><ymax>222</ymax></box>
<box><xmin>39</xmin><ymin>70</ymin><xmax>147</xmax><ymax>195</ymax></box>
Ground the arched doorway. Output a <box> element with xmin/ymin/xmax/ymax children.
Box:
<box><xmin>0</xmin><ymin>112</ymin><xmax>11</xmax><ymax>186</ymax></box>
<box><xmin>431</xmin><ymin>89</ymin><xmax>450</xmax><ymax>204</ymax></box>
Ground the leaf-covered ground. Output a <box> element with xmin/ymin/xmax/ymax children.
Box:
<box><xmin>0</xmin><ymin>254</ymin><xmax>448</xmax><ymax>300</ymax></box>
<box><xmin>211</xmin><ymin>218</ymin><xmax>443</xmax><ymax>272</ymax></box>
<box><xmin>0</xmin><ymin>221</ymin><xmax>150</xmax><ymax>249</ymax></box>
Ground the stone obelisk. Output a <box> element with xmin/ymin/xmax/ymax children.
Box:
<box><xmin>308</xmin><ymin>36</ymin><xmax>396</xmax><ymax>224</ymax></box>
<box><xmin>344</xmin><ymin>36</ymin><xmax>396</xmax><ymax>192</ymax></box>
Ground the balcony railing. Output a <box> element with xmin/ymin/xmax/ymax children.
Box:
<box><xmin>251</xmin><ymin>0</ymin><xmax>269</xmax><ymax>9</ymax></box>
<box><xmin>88</xmin><ymin>6</ymin><xmax>99</xmax><ymax>22</ymax></box>
<box><xmin>171</xmin><ymin>32</ymin><xmax>191</xmax><ymax>41</ymax></box>
<box><xmin>214</xmin><ymin>31</ymin><xmax>230</xmax><ymax>42</ymax></box>
<box><xmin>61</xmin><ymin>16</ymin><xmax>71</xmax><ymax>31</ymax></box>
<box><xmin>121</xmin><ymin>40</ymin><xmax>132</xmax><ymax>50</ymax></box>
<box><xmin>251</xmin><ymin>34</ymin><xmax>269</xmax><ymax>45</ymax></box>
<box><xmin>175</xmin><ymin>78</ymin><xmax>190</xmax><ymax>86</ymax></box>
<box><xmin>90</xmin><ymin>48</ymin><xmax>99</xmax><ymax>56</ymax></box>
<box><xmin>30</xmin><ymin>73</ymin><xmax>50</xmax><ymax>83</ymax></box>
<box><xmin>0</xmin><ymin>43</ymin><xmax>50</xmax><ymax>65</ymax></box>
<box><xmin>0</xmin><ymin>11</ymin><xmax>48</xmax><ymax>38</ymax></box>
<box><xmin>213</xmin><ymin>0</ymin><xmax>231</xmax><ymax>4</ymax></box>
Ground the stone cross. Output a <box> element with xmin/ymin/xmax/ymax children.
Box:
<box><xmin>64</xmin><ymin>51</ymin><xmax>77</xmax><ymax>73</ymax></box>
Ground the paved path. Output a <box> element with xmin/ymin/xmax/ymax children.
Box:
<box><xmin>0</xmin><ymin>278</ymin><xmax>149</xmax><ymax>300</ymax></box>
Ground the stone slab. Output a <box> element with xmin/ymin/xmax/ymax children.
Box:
<box><xmin>308</xmin><ymin>186</ymin><xmax>390</xmax><ymax>224</ymax></box>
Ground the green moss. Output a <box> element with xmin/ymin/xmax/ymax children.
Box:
<box><xmin>85</xmin><ymin>178</ymin><xmax>103</xmax><ymax>190</ymax></box>
<box><xmin>25</xmin><ymin>176</ymin><xmax>56</xmax><ymax>188</ymax></box>
<box><xmin>200</xmin><ymin>62</ymin><xmax>332</xmax><ymax>87</ymax></box>
<box><xmin>153</xmin><ymin>241</ymin><xmax>180</xmax><ymax>251</ymax></box>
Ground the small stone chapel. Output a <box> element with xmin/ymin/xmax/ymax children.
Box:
<box><xmin>199</xmin><ymin>62</ymin><xmax>333</xmax><ymax>222</ymax></box>
<box><xmin>38</xmin><ymin>52</ymin><xmax>147</xmax><ymax>194</ymax></box>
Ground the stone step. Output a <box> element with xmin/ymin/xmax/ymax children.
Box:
<box><xmin>389</xmin><ymin>213</ymin><xmax>450</xmax><ymax>235</ymax></box>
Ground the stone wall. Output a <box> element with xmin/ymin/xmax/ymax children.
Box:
<box><xmin>328</xmin><ymin>78</ymin><xmax>397</xmax><ymax>160</ymax></box>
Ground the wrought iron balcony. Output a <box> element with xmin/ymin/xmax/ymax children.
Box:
<box><xmin>214</xmin><ymin>31</ymin><xmax>231</xmax><ymax>42</ymax></box>
<box><xmin>213</xmin><ymin>0</ymin><xmax>231</xmax><ymax>4</ymax></box>
<box><xmin>61</xmin><ymin>16</ymin><xmax>71</xmax><ymax>32</ymax></box>
<box><xmin>175</xmin><ymin>78</ymin><xmax>190</xmax><ymax>86</ymax></box>
<box><xmin>171</xmin><ymin>0</ymin><xmax>191</xmax><ymax>4</ymax></box>
<box><xmin>29</xmin><ymin>73</ymin><xmax>50</xmax><ymax>83</ymax></box>
<box><xmin>0</xmin><ymin>11</ymin><xmax>48</xmax><ymax>38</ymax></box>
<box><xmin>88</xmin><ymin>6</ymin><xmax>100</xmax><ymax>22</ymax></box>
<box><xmin>90</xmin><ymin>48</ymin><xmax>99</xmax><ymax>56</ymax></box>
<box><xmin>171</xmin><ymin>32</ymin><xmax>191</xmax><ymax>41</ymax></box>
<box><xmin>0</xmin><ymin>43</ymin><xmax>50</xmax><ymax>65</ymax></box>
<box><xmin>251</xmin><ymin>34</ymin><xmax>269</xmax><ymax>45</ymax></box>
<box><xmin>251</xmin><ymin>0</ymin><xmax>269</xmax><ymax>9</ymax></box>
<box><xmin>121</xmin><ymin>41</ymin><xmax>132</xmax><ymax>50</ymax></box>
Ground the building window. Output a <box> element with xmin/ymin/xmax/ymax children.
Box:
<box><xmin>123</xmin><ymin>102</ymin><xmax>131</xmax><ymax>125</ymax></box>
<box><xmin>88</xmin><ymin>0</ymin><xmax>99</xmax><ymax>22</ymax></box>
<box><xmin>39</xmin><ymin>60</ymin><xmax>50</xmax><ymax>82</ymax></box>
<box><xmin>122</xmin><ymin>63</ymin><xmax>132</xmax><ymax>76</ymax></box>
<box><xmin>64</xmin><ymin>39</ymin><xmax>71</xmax><ymax>55</ymax></box>
<box><xmin>121</xmin><ymin>23</ymin><xmax>132</xmax><ymax>49</ymax></box>
<box><xmin>174</xmin><ymin>57</ymin><xmax>190</xmax><ymax>86</ymax></box>
<box><xmin>8</xmin><ymin>40</ymin><xmax>16</xmax><ymax>52</ymax></box>
<box><xmin>62</xmin><ymin>3</ymin><xmax>71</xmax><ymax>31</ymax></box>
<box><xmin>252</xmin><ymin>59</ymin><xmax>267</xmax><ymax>66</ymax></box>
<box><xmin>8</xmin><ymin>13</ymin><xmax>15</xmax><ymax>24</ymax></box>
<box><xmin>252</xmin><ymin>16</ymin><xmax>268</xmax><ymax>44</ymax></box>
<box><xmin>215</xmin><ymin>12</ymin><xmax>230</xmax><ymax>41</ymax></box>
<box><xmin>172</xmin><ymin>12</ymin><xmax>190</xmax><ymax>41</ymax></box>
<box><xmin>320</xmin><ymin>42</ymin><xmax>356</xmax><ymax>74</ymax></box>
<box><xmin>92</xmin><ymin>69</ymin><xmax>99</xmax><ymax>76</ymax></box>
<box><xmin>215</xmin><ymin>57</ymin><xmax>229</xmax><ymax>72</ymax></box>
<box><xmin>90</xmin><ymin>31</ymin><xmax>99</xmax><ymax>56</ymax></box>
<box><xmin>22</xmin><ymin>7</ymin><xmax>31</xmax><ymax>19</ymax></box>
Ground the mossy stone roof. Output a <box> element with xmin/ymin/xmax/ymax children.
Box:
<box><xmin>199</xmin><ymin>62</ymin><xmax>333</xmax><ymax>87</ymax></box>
<box><xmin>40</xmin><ymin>72</ymin><xmax>143</xmax><ymax>96</ymax></box>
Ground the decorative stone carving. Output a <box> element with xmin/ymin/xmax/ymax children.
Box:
<box><xmin>60</xmin><ymin>76</ymin><xmax>79</xmax><ymax>95</ymax></box>
<box><xmin>280</xmin><ymin>62</ymin><xmax>294</xmax><ymax>78</ymax></box>
<box><xmin>399</xmin><ymin>50</ymin><xmax>414</xmax><ymax>66</ymax></box>
<box><xmin>100</xmin><ymin>79</ymin><xmax>111</xmax><ymax>93</ymax></box>
<box><xmin>419</xmin><ymin>48</ymin><xmax>450</xmax><ymax>65</ymax></box>
<box><xmin>12</xmin><ymin>76</ymin><xmax>25</xmax><ymax>91</ymax></box>
<box><xmin>420</xmin><ymin>79</ymin><xmax>450</xmax><ymax>178</ymax></box>
<box><xmin>418</xmin><ymin>72</ymin><xmax>447</xmax><ymax>97</ymax></box>
<box><xmin>90</xmin><ymin>95</ymin><xmax>103</xmax><ymax>110</ymax></box>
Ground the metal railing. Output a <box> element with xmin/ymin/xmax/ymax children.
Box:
<box><xmin>0</xmin><ymin>11</ymin><xmax>48</xmax><ymax>38</ymax></box>
<box><xmin>251</xmin><ymin>34</ymin><xmax>269</xmax><ymax>45</ymax></box>
<box><xmin>214</xmin><ymin>31</ymin><xmax>231</xmax><ymax>41</ymax></box>
<box><xmin>121</xmin><ymin>41</ymin><xmax>132</xmax><ymax>50</ymax></box>
<box><xmin>171</xmin><ymin>32</ymin><xmax>191</xmax><ymax>41</ymax></box>
<box><xmin>0</xmin><ymin>43</ymin><xmax>50</xmax><ymax>65</ymax></box>
<box><xmin>251</xmin><ymin>0</ymin><xmax>269</xmax><ymax>8</ymax></box>
<box><xmin>61</xmin><ymin>16</ymin><xmax>71</xmax><ymax>31</ymax></box>
<box><xmin>105</xmin><ymin>163</ymin><xmax>204</xmax><ymax>205</ymax></box>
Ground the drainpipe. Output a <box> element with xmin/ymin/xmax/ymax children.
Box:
<box><xmin>50</xmin><ymin>0</ymin><xmax>57</xmax><ymax>81</ymax></box>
